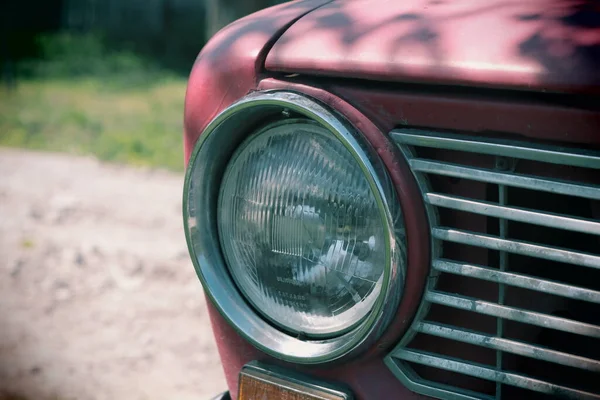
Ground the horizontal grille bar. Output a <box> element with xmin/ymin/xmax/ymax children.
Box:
<box><xmin>393</xmin><ymin>349</ymin><xmax>600</xmax><ymax>399</ymax></box>
<box><xmin>433</xmin><ymin>228</ymin><xmax>600</xmax><ymax>270</ymax></box>
<box><xmin>433</xmin><ymin>259</ymin><xmax>600</xmax><ymax>303</ymax></box>
<box><xmin>388</xmin><ymin>131</ymin><xmax>600</xmax><ymax>399</ymax></box>
<box><xmin>425</xmin><ymin>193</ymin><xmax>600</xmax><ymax>235</ymax></box>
<box><xmin>391</xmin><ymin>129</ymin><xmax>600</xmax><ymax>169</ymax></box>
<box><xmin>410</xmin><ymin>159</ymin><xmax>600</xmax><ymax>200</ymax></box>
<box><xmin>386</xmin><ymin>360</ymin><xmax>495</xmax><ymax>400</ymax></box>
<box><xmin>415</xmin><ymin>322</ymin><xmax>600</xmax><ymax>372</ymax></box>
<box><xmin>426</xmin><ymin>291</ymin><xmax>600</xmax><ymax>338</ymax></box>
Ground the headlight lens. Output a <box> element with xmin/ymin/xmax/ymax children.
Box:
<box><xmin>184</xmin><ymin>91</ymin><xmax>406</xmax><ymax>363</ymax></box>
<box><xmin>219</xmin><ymin>121</ymin><xmax>386</xmax><ymax>337</ymax></box>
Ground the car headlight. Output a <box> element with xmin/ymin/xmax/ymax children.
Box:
<box><xmin>219</xmin><ymin>119</ymin><xmax>387</xmax><ymax>337</ymax></box>
<box><xmin>184</xmin><ymin>91</ymin><xmax>406</xmax><ymax>362</ymax></box>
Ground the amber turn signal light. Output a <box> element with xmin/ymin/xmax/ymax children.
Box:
<box><xmin>238</xmin><ymin>361</ymin><xmax>352</xmax><ymax>400</ymax></box>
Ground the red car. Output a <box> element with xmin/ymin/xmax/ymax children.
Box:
<box><xmin>182</xmin><ymin>1</ymin><xmax>600</xmax><ymax>399</ymax></box>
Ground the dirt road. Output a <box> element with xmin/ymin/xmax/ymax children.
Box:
<box><xmin>0</xmin><ymin>149</ymin><xmax>226</xmax><ymax>400</ymax></box>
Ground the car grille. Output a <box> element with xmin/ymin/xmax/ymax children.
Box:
<box><xmin>385</xmin><ymin>130</ymin><xmax>600</xmax><ymax>400</ymax></box>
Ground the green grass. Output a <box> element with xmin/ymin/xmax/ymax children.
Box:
<box><xmin>0</xmin><ymin>76</ymin><xmax>187</xmax><ymax>171</ymax></box>
<box><xmin>0</xmin><ymin>33</ymin><xmax>188</xmax><ymax>171</ymax></box>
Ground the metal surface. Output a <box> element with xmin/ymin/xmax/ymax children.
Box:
<box><xmin>392</xmin><ymin>130</ymin><xmax>600</xmax><ymax>169</ymax></box>
<box><xmin>432</xmin><ymin>228</ymin><xmax>600</xmax><ymax>270</ymax></box>
<box><xmin>425</xmin><ymin>291</ymin><xmax>600</xmax><ymax>337</ymax></box>
<box><xmin>183</xmin><ymin>90</ymin><xmax>406</xmax><ymax>364</ymax></box>
<box><xmin>414</xmin><ymin>322</ymin><xmax>600</xmax><ymax>372</ymax></box>
<box><xmin>238</xmin><ymin>361</ymin><xmax>352</xmax><ymax>400</ymax></box>
<box><xmin>386</xmin><ymin>129</ymin><xmax>600</xmax><ymax>399</ymax></box>
<box><xmin>425</xmin><ymin>193</ymin><xmax>600</xmax><ymax>235</ymax></box>
<box><xmin>203</xmin><ymin>78</ymin><xmax>432</xmax><ymax>400</ymax></box>
<box><xmin>392</xmin><ymin>350</ymin><xmax>599</xmax><ymax>399</ymax></box>
<box><xmin>265</xmin><ymin>0</ymin><xmax>600</xmax><ymax>94</ymax></box>
<box><xmin>410</xmin><ymin>159</ymin><xmax>600</xmax><ymax>200</ymax></box>
<box><xmin>328</xmin><ymin>84</ymin><xmax>600</xmax><ymax>146</ymax></box>
<box><xmin>181</xmin><ymin>2</ymin><xmax>334</xmax><ymax>395</ymax></box>
<box><xmin>433</xmin><ymin>260</ymin><xmax>600</xmax><ymax>303</ymax></box>
<box><xmin>183</xmin><ymin>0</ymin><xmax>331</xmax><ymax>161</ymax></box>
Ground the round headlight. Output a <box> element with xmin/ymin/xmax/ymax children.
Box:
<box><xmin>184</xmin><ymin>91</ymin><xmax>406</xmax><ymax>363</ymax></box>
<box><xmin>219</xmin><ymin>120</ymin><xmax>386</xmax><ymax>337</ymax></box>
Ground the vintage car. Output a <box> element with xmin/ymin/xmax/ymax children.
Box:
<box><xmin>182</xmin><ymin>0</ymin><xmax>600</xmax><ymax>399</ymax></box>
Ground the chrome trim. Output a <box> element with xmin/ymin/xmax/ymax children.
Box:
<box><xmin>183</xmin><ymin>91</ymin><xmax>406</xmax><ymax>364</ymax></box>
<box><xmin>425</xmin><ymin>193</ymin><xmax>600</xmax><ymax>235</ymax></box>
<box><xmin>392</xmin><ymin>350</ymin><xmax>599</xmax><ymax>399</ymax></box>
<box><xmin>433</xmin><ymin>259</ymin><xmax>600</xmax><ymax>303</ymax></box>
<box><xmin>391</xmin><ymin>129</ymin><xmax>600</xmax><ymax>169</ymax></box>
<box><xmin>425</xmin><ymin>291</ymin><xmax>600</xmax><ymax>337</ymax></box>
<box><xmin>384</xmin><ymin>356</ymin><xmax>495</xmax><ymax>400</ymax></box>
<box><xmin>386</xmin><ymin>129</ymin><xmax>600</xmax><ymax>400</ymax></box>
<box><xmin>385</xmin><ymin>356</ymin><xmax>494</xmax><ymax>400</ymax></box>
<box><xmin>410</xmin><ymin>159</ymin><xmax>600</xmax><ymax>200</ymax></box>
<box><xmin>433</xmin><ymin>228</ymin><xmax>600</xmax><ymax>270</ymax></box>
<box><xmin>414</xmin><ymin>322</ymin><xmax>600</xmax><ymax>372</ymax></box>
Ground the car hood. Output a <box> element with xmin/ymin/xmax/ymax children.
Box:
<box><xmin>266</xmin><ymin>0</ymin><xmax>600</xmax><ymax>94</ymax></box>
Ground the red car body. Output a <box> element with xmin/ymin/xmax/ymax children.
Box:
<box><xmin>183</xmin><ymin>1</ymin><xmax>600</xmax><ymax>399</ymax></box>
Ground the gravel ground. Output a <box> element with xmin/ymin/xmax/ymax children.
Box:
<box><xmin>0</xmin><ymin>148</ymin><xmax>227</xmax><ymax>400</ymax></box>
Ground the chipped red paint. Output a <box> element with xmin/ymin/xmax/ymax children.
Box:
<box><xmin>329</xmin><ymin>86</ymin><xmax>600</xmax><ymax>145</ymax></box>
<box><xmin>192</xmin><ymin>70</ymin><xmax>432</xmax><ymax>400</ymax></box>
<box><xmin>182</xmin><ymin>0</ymin><xmax>332</xmax><ymax>395</ymax></box>
<box><xmin>183</xmin><ymin>0</ymin><xmax>331</xmax><ymax>163</ymax></box>
<box><xmin>199</xmin><ymin>76</ymin><xmax>600</xmax><ymax>399</ymax></box>
<box><xmin>205</xmin><ymin>77</ymin><xmax>433</xmax><ymax>400</ymax></box>
<box><xmin>266</xmin><ymin>0</ymin><xmax>600</xmax><ymax>94</ymax></box>
<box><xmin>207</xmin><ymin>299</ymin><xmax>431</xmax><ymax>400</ymax></box>
<box><xmin>184</xmin><ymin>0</ymin><xmax>600</xmax><ymax>398</ymax></box>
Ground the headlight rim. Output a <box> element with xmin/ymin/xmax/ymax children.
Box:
<box><xmin>183</xmin><ymin>90</ymin><xmax>406</xmax><ymax>364</ymax></box>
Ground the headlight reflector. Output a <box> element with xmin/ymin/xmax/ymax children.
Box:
<box><xmin>219</xmin><ymin>121</ymin><xmax>386</xmax><ymax>337</ymax></box>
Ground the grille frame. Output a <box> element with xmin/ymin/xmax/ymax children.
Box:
<box><xmin>384</xmin><ymin>130</ymin><xmax>600</xmax><ymax>400</ymax></box>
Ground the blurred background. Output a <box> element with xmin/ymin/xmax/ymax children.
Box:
<box><xmin>1</xmin><ymin>0</ymin><xmax>288</xmax><ymax>169</ymax></box>
<box><xmin>0</xmin><ymin>0</ymin><xmax>286</xmax><ymax>399</ymax></box>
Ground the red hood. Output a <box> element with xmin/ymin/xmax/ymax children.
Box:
<box><xmin>266</xmin><ymin>0</ymin><xmax>600</xmax><ymax>94</ymax></box>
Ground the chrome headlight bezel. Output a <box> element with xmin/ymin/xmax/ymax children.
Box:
<box><xmin>183</xmin><ymin>90</ymin><xmax>406</xmax><ymax>363</ymax></box>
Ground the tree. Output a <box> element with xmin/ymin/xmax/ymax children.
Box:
<box><xmin>205</xmin><ymin>0</ymin><xmax>285</xmax><ymax>39</ymax></box>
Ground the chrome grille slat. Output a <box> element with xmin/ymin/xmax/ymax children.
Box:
<box><xmin>433</xmin><ymin>259</ymin><xmax>600</xmax><ymax>303</ymax></box>
<box><xmin>386</xmin><ymin>359</ymin><xmax>496</xmax><ymax>400</ymax></box>
<box><xmin>433</xmin><ymin>228</ymin><xmax>600</xmax><ymax>270</ymax></box>
<box><xmin>393</xmin><ymin>349</ymin><xmax>600</xmax><ymax>400</ymax></box>
<box><xmin>410</xmin><ymin>159</ymin><xmax>600</xmax><ymax>200</ymax></box>
<box><xmin>391</xmin><ymin>130</ymin><xmax>600</xmax><ymax>169</ymax></box>
<box><xmin>415</xmin><ymin>322</ymin><xmax>600</xmax><ymax>372</ymax></box>
<box><xmin>425</xmin><ymin>193</ymin><xmax>600</xmax><ymax>235</ymax></box>
<box><xmin>426</xmin><ymin>291</ymin><xmax>600</xmax><ymax>337</ymax></box>
<box><xmin>386</xmin><ymin>129</ymin><xmax>600</xmax><ymax>399</ymax></box>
